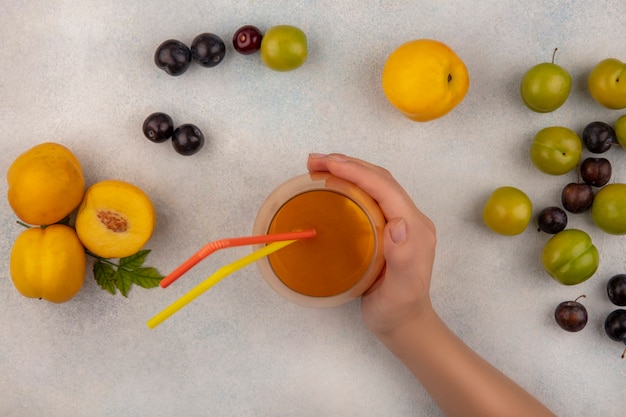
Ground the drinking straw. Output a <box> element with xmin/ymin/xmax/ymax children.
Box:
<box><xmin>159</xmin><ymin>229</ymin><xmax>316</xmax><ymax>288</ymax></box>
<box><xmin>147</xmin><ymin>239</ymin><xmax>298</xmax><ymax>329</ymax></box>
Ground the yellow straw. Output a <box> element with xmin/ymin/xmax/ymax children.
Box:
<box><xmin>147</xmin><ymin>239</ymin><xmax>297</xmax><ymax>329</ymax></box>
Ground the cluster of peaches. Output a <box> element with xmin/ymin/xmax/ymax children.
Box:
<box><xmin>7</xmin><ymin>142</ymin><xmax>156</xmax><ymax>303</ymax></box>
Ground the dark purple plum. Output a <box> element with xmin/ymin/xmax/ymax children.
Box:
<box><xmin>154</xmin><ymin>39</ymin><xmax>192</xmax><ymax>76</ymax></box>
<box><xmin>607</xmin><ymin>274</ymin><xmax>626</xmax><ymax>306</ymax></box>
<box><xmin>537</xmin><ymin>206</ymin><xmax>568</xmax><ymax>234</ymax></box>
<box><xmin>561</xmin><ymin>183</ymin><xmax>594</xmax><ymax>213</ymax></box>
<box><xmin>142</xmin><ymin>112</ymin><xmax>174</xmax><ymax>143</ymax></box>
<box><xmin>582</xmin><ymin>121</ymin><xmax>616</xmax><ymax>153</ymax></box>
<box><xmin>233</xmin><ymin>25</ymin><xmax>263</xmax><ymax>54</ymax></box>
<box><xmin>172</xmin><ymin>124</ymin><xmax>205</xmax><ymax>156</ymax></box>
<box><xmin>555</xmin><ymin>295</ymin><xmax>588</xmax><ymax>332</ymax></box>
<box><xmin>191</xmin><ymin>33</ymin><xmax>226</xmax><ymax>67</ymax></box>
<box><xmin>580</xmin><ymin>157</ymin><xmax>612</xmax><ymax>187</ymax></box>
<box><xmin>604</xmin><ymin>309</ymin><xmax>626</xmax><ymax>358</ymax></box>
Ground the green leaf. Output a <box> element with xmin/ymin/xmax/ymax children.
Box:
<box><xmin>128</xmin><ymin>267</ymin><xmax>163</xmax><ymax>289</ymax></box>
<box><xmin>93</xmin><ymin>261</ymin><xmax>117</xmax><ymax>295</ymax></box>
<box><xmin>119</xmin><ymin>250</ymin><xmax>151</xmax><ymax>270</ymax></box>
<box><xmin>90</xmin><ymin>249</ymin><xmax>164</xmax><ymax>297</ymax></box>
<box><xmin>115</xmin><ymin>269</ymin><xmax>133</xmax><ymax>297</ymax></box>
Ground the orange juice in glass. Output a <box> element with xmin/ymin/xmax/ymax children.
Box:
<box><xmin>253</xmin><ymin>172</ymin><xmax>386</xmax><ymax>307</ymax></box>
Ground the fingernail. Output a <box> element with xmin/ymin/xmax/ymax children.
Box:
<box><xmin>389</xmin><ymin>218</ymin><xmax>407</xmax><ymax>243</ymax></box>
<box><xmin>328</xmin><ymin>154</ymin><xmax>348</xmax><ymax>162</ymax></box>
<box><xmin>309</xmin><ymin>153</ymin><xmax>327</xmax><ymax>159</ymax></box>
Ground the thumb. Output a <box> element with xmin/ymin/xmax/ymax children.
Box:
<box><xmin>383</xmin><ymin>216</ymin><xmax>436</xmax><ymax>291</ymax></box>
<box><xmin>383</xmin><ymin>217</ymin><xmax>416</xmax><ymax>275</ymax></box>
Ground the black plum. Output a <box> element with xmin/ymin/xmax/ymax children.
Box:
<box><xmin>605</xmin><ymin>309</ymin><xmax>626</xmax><ymax>341</ymax></box>
<box><xmin>233</xmin><ymin>25</ymin><xmax>263</xmax><ymax>54</ymax></box>
<box><xmin>554</xmin><ymin>295</ymin><xmax>588</xmax><ymax>332</ymax></box>
<box><xmin>561</xmin><ymin>183</ymin><xmax>594</xmax><ymax>213</ymax></box>
<box><xmin>172</xmin><ymin>124</ymin><xmax>205</xmax><ymax>156</ymax></box>
<box><xmin>154</xmin><ymin>39</ymin><xmax>192</xmax><ymax>76</ymax></box>
<box><xmin>604</xmin><ymin>309</ymin><xmax>626</xmax><ymax>358</ymax></box>
<box><xmin>142</xmin><ymin>112</ymin><xmax>174</xmax><ymax>143</ymax></box>
<box><xmin>537</xmin><ymin>206</ymin><xmax>568</xmax><ymax>234</ymax></box>
<box><xmin>580</xmin><ymin>157</ymin><xmax>612</xmax><ymax>187</ymax></box>
<box><xmin>607</xmin><ymin>274</ymin><xmax>626</xmax><ymax>306</ymax></box>
<box><xmin>191</xmin><ymin>33</ymin><xmax>226</xmax><ymax>67</ymax></box>
<box><xmin>582</xmin><ymin>121</ymin><xmax>616</xmax><ymax>153</ymax></box>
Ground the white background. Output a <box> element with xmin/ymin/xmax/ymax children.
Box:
<box><xmin>1</xmin><ymin>1</ymin><xmax>625</xmax><ymax>416</ymax></box>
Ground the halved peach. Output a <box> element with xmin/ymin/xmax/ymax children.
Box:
<box><xmin>75</xmin><ymin>180</ymin><xmax>155</xmax><ymax>258</ymax></box>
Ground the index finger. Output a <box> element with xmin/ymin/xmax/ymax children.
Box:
<box><xmin>307</xmin><ymin>154</ymin><xmax>428</xmax><ymax>227</ymax></box>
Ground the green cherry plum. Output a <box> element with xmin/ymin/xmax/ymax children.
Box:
<box><xmin>260</xmin><ymin>25</ymin><xmax>308</xmax><ymax>71</ymax></box>
<box><xmin>530</xmin><ymin>126</ymin><xmax>582</xmax><ymax>175</ymax></box>
<box><xmin>482</xmin><ymin>186</ymin><xmax>532</xmax><ymax>236</ymax></box>
<box><xmin>520</xmin><ymin>49</ymin><xmax>572</xmax><ymax>113</ymax></box>
<box><xmin>591</xmin><ymin>183</ymin><xmax>626</xmax><ymax>235</ymax></box>
<box><xmin>588</xmin><ymin>58</ymin><xmax>626</xmax><ymax>110</ymax></box>
<box><xmin>541</xmin><ymin>229</ymin><xmax>599</xmax><ymax>285</ymax></box>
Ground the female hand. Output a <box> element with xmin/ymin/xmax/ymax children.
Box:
<box><xmin>307</xmin><ymin>153</ymin><xmax>437</xmax><ymax>337</ymax></box>
<box><xmin>308</xmin><ymin>154</ymin><xmax>557</xmax><ymax>417</ymax></box>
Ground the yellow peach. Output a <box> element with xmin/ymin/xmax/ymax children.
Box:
<box><xmin>75</xmin><ymin>180</ymin><xmax>155</xmax><ymax>258</ymax></box>
<box><xmin>7</xmin><ymin>142</ymin><xmax>85</xmax><ymax>225</ymax></box>
<box><xmin>382</xmin><ymin>39</ymin><xmax>470</xmax><ymax>122</ymax></box>
<box><xmin>10</xmin><ymin>224</ymin><xmax>86</xmax><ymax>303</ymax></box>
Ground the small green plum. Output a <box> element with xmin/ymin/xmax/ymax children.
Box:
<box><xmin>588</xmin><ymin>58</ymin><xmax>626</xmax><ymax>110</ymax></box>
<box><xmin>591</xmin><ymin>183</ymin><xmax>626</xmax><ymax>235</ymax></box>
<box><xmin>482</xmin><ymin>186</ymin><xmax>532</xmax><ymax>236</ymax></box>
<box><xmin>260</xmin><ymin>25</ymin><xmax>307</xmax><ymax>71</ymax></box>
<box><xmin>542</xmin><ymin>229</ymin><xmax>599</xmax><ymax>285</ymax></box>
<box><xmin>530</xmin><ymin>126</ymin><xmax>582</xmax><ymax>175</ymax></box>
<box><xmin>520</xmin><ymin>49</ymin><xmax>572</xmax><ymax>113</ymax></box>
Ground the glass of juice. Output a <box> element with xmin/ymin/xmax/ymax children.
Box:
<box><xmin>252</xmin><ymin>172</ymin><xmax>386</xmax><ymax>307</ymax></box>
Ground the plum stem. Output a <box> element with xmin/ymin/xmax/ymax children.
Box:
<box><xmin>574</xmin><ymin>294</ymin><xmax>587</xmax><ymax>303</ymax></box>
<box><xmin>552</xmin><ymin>48</ymin><xmax>558</xmax><ymax>64</ymax></box>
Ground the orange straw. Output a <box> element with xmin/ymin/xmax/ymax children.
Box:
<box><xmin>159</xmin><ymin>229</ymin><xmax>316</xmax><ymax>288</ymax></box>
